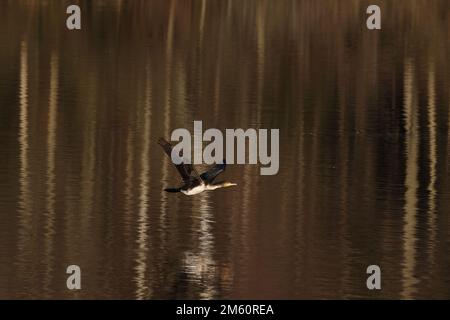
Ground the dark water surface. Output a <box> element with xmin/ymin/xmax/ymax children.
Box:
<box><xmin>0</xmin><ymin>1</ymin><xmax>449</xmax><ymax>299</ymax></box>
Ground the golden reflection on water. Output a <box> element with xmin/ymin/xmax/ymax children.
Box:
<box><xmin>255</xmin><ymin>1</ymin><xmax>265</xmax><ymax>126</ymax></box>
<box><xmin>43</xmin><ymin>51</ymin><xmax>59</xmax><ymax>295</ymax></box>
<box><xmin>337</xmin><ymin>66</ymin><xmax>351</xmax><ymax>298</ymax></box>
<box><xmin>78</xmin><ymin>66</ymin><xmax>98</xmax><ymax>296</ymax></box>
<box><xmin>135</xmin><ymin>63</ymin><xmax>153</xmax><ymax>300</ymax></box>
<box><xmin>123</xmin><ymin>123</ymin><xmax>135</xmax><ymax>259</ymax></box>
<box><xmin>426</xmin><ymin>60</ymin><xmax>437</xmax><ymax>268</ymax></box>
<box><xmin>158</xmin><ymin>1</ymin><xmax>176</xmax><ymax>283</ymax></box>
<box><xmin>1</xmin><ymin>1</ymin><xmax>449</xmax><ymax>299</ymax></box>
<box><xmin>401</xmin><ymin>58</ymin><xmax>419</xmax><ymax>299</ymax></box>
<box><xmin>183</xmin><ymin>193</ymin><xmax>216</xmax><ymax>299</ymax></box>
<box><xmin>17</xmin><ymin>40</ymin><xmax>33</xmax><ymax>295</ymax></box>
<box><xmin>199</xmin><ymin>0</ymin><xmax>206</xmax><ymax>45</ymax></box>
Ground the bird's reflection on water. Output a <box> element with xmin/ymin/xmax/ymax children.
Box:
<box><xmin>182</xmin><ymin>193</ymin><xmax>216</xmax><ymax>300</ymax></box>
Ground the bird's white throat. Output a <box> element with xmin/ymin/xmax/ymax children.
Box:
<box><xmin>181</xmin><ymin>184</ymin><xmax>207</xmax><ymax>196</ymax></box>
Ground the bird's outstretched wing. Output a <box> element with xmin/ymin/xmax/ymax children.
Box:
<box><xmin>158</xmin><ymin>138</ymin><xmax>200</xmax><ymax>182</ymax></box>
<box><xmin>200</xmin><ymin>160</ymin><xmax>226</xmax><ymax>183</ymax></box>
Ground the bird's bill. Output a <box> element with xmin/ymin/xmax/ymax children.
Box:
<box><xmin>224</xmin><ymin>182</ymin><xmax>237</xmax><ymax>187</ymax></box>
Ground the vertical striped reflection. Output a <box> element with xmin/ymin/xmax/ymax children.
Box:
<box><xmin>135</xmin><ymin>65</ymin><xmax>152</xmax><ymax>300</ymax></box>
<box><xmin>17</xmin><ymin>40</ymin><xmax>33</xmax><ymax>293</ymax></box>
<box><xmin>78</xmin><ymin>68</ymin><xmax>98</xmax><ymax>285</ymax></box>
<box><xmin>448</xmin><ymin>89</ymin><xmax>450</xmax><ymax>173</ymax></box>
<box><xmin>199</xmin><ymin>0</ymin><xmax>206</xmax><ymax>45</ymax></box>
<box><xmin>183</xmin><ymin>193</ymin><xmax>216</xmax><ymax>299</ymax></box>
<box><xmin>426</xmin><ymin>61</ymin><xmax>437</xmax><ymax>267</ymax></box>
<box><xmin>255</xmin><ymin>0</ymin><xmax>265</xmax><ymax>126</ymax></box>
<box><xmin>123</xmin><ymin>125</ymin><xmax>134</xmax><ymax>256</ymax></box>
<box><xmin>18</xmin><ymin>41</ymin><xmax>30</xmax><ymax>219</ymax></box>
<box><xmin>337</xmin><ymin>67</ymin><xmax>351</xmax><ymax>297</ymax></box>
<box><xmin>401</xmin><ymin>59</ymin><xmax>419</xmax><ymax>299</ymax></box>
<box><xmin>43</xmin><ymin>52</ymin><xmax>59</xmax><ymax>295</ymax></box>
<box><xmin>159</xmin><ymin>0</ymin><xmax>176</xmax><ymax>265</ymax></box>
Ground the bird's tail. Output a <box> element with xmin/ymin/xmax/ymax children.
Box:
<box><xmin>158</xmin><ymin>137</ymin><xmax>169</xmax><ymax>147</ymax></box>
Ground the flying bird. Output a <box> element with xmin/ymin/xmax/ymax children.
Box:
<box><xmin>158</xmin><ymin>138</ymin><xmax>237</xmax><ymax>195</ymax></box>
